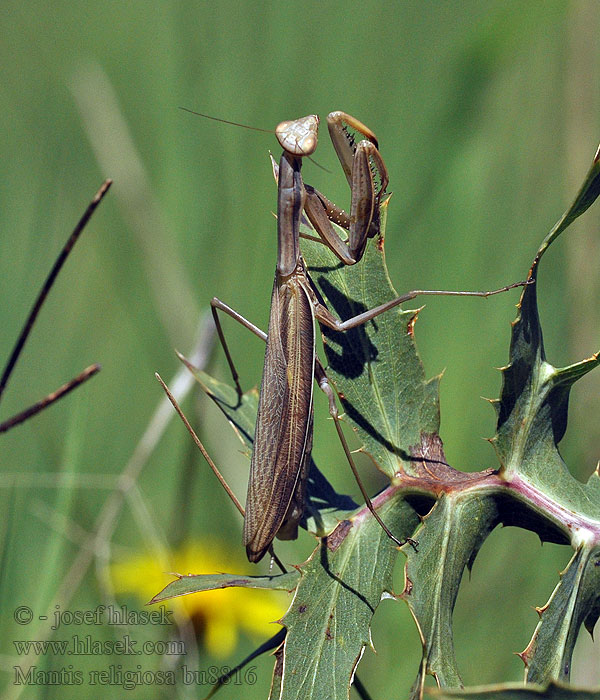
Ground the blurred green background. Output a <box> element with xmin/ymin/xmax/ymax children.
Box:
<box><xmin>1</xmin><ymin>1</ymin><xmax>599</xmax><ymax>698</ymax></box>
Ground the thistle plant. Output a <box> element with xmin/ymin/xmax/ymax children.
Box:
<box><xmin>153</xmin><ymin>144</ymin><xmax>600</xmax><ymax>700</ymax></box>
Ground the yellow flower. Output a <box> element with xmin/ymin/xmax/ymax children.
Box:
<box><xmin>110</xmin><ymin>539</ymin><xmax>289</xmax><ymax>657</ymax></box>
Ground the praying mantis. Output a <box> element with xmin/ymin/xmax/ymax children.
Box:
<box><xmin>195</xmin><ymin>111</ymin><xmax>527</xmax><ymax>563</ymax></box>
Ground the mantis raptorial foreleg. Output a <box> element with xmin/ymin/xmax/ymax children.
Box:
<box><xmin>272</xmin><ymin>111</ymin><xmax>389</xmax><ymax>266</ymax></box>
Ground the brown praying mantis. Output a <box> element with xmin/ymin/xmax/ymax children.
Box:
<box><xmin>0</xmin><ymin>180</ymin><xmax>111</xmax><ymax>434</ymax></box>
<box><xmin>207</xmin><ymin>111</ymin><xmax>410</xmax><ymax>562</ymax></box>
<box><xmin>172</xmin><ymin>110</ymin><xmax>528</xmax><ymax>563</ymax></box>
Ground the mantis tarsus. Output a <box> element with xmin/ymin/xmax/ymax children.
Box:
<box><xmin>201</xmin><ymin>111</ymin><xmax>528</xmax><ymax>563</ymax></box>
<box><xmin>0</xmin><ymin>180</ymin><xmax>111</xmax><ymax>433</ymax></box>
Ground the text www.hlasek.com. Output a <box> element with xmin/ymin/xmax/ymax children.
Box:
<box><xmin>13</xmin><ymin>635</ymin><xmax>183</xmax><ymax>657</ymax></box>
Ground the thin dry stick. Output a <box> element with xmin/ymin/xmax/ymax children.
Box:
<box><xmin>0</xmin><ymin>179</ymin><xmax>111</xmax><ymax>402</ymax></box>
<box><xmin>0</xmin><ymin>364</ymin><xmax>100</xmax><ymax>433</ymax></box>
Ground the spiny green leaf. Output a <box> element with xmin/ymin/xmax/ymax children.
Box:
<box><xmin>489</xmin><ymin>143</ymin><xmax>600</xmax><ymax>684</ymax></box>
<box><xmin>273</xmin><ymin>494</ymin><xmax>419</xmax><ymax>700</ymax></box>
<box><xmin>404</xmin><ymin>492</ymin><xmax>500</xmax><ymax>697</ymax></box>
<box><xmin>493</xmin><ymin>281</ymin><xmax>600</xmax><ymax>506</ymax></box>
<box><xmin>535</xmin><ymin>144</ymin><xmax>600</xmax><ymax>263</ymax></box>
<box><xmin>149</xmin><ymin>570</ymin><xmax>300</xmax><ymax>604</ymax></box>
<box><xmin>520</xmin><ymin>545</ymin><xmax>600</xmax><ymax>684</ymax></box>
<box><xmin>492</xmin><ymin>142</ymin><xmax>600</xmax><ymax>520</ymax></box>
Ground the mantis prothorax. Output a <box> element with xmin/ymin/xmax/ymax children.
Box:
<box><xmin>184</xmin><ymin>110</ymin><xmax>527</xmax><ymax>563</ymax></box>
<box><xmin>0</xmin><ymin>180</ymin><xmax>111</xmax><ymax>434</ymax></box>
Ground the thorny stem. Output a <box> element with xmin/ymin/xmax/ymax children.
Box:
<box><xmin>357</xmin><ymin>467</ymin><xmax>600</xmax><ymax>550</ymax></box>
